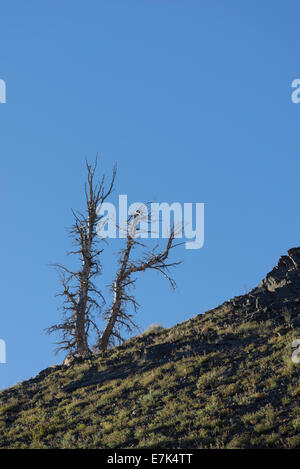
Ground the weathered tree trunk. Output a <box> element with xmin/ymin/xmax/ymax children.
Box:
<box><xmin>99</xmin><ymin>238</ymin><xmax>133</xmax><ymax>350</ymax></box>
<box><xmin>99</xmin><ymin>283</ymin><xmax>121</xmax><ymax>350</ymax></box>
<box><xmin>75</xmin><ymin>214</ymin><xmax>93</xmax><ymax>355</ymax></box>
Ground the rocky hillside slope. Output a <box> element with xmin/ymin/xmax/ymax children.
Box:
<box><xmin>1</xmin><ymin>248</ymin><xmax>300</xmax><ymax>449</ymax></box>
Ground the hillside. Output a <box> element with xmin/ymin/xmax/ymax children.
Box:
<box><xmin>1</xmin><ymin>247</ymin><xmax>300</xmax><ymax>449</ymax></box>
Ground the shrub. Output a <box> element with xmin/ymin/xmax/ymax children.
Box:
<box><xmin>143</xmin><ymin>323</ymin><xmax>164</xmax><ymax>336</ymax></box>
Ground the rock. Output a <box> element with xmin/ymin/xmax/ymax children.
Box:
<box><xmin>143</xmin><ymin>343</ymin><xmax>173</xmax><ymax>360</ymax></box>
<box><xmin>288</xmin><ymin>247</ymin><xmax>300</xmax><ymax>268</ymax></box>
<box><xmin>292</xmin><ymin>316</ymin><xmax>300</xmax><ymax>328</ymax></box>
<box><xmin>63</xmin><ymin>354</ymin><xmax>77</xmax><ymax>367</ymax></box>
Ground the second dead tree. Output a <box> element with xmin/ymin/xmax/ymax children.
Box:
<box><xmin>98</xmin><ymin>210</ymin><xmax>181</xmax><ymax>351</ymax></box>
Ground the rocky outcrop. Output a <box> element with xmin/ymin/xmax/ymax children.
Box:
<box><xmin>226</xmin><ymin>247</ymin><xmax>300</xmax><ymax>326</ymax></box>
<box><xmin>260</xmin><ymin>247</ymin><xmax>300</xmax><ymax>292</ymax></box>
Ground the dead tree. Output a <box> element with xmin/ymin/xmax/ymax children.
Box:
<box><xmin>47</xmin><ymin>158</ymin><xmax>116</xmax><ymax>357</ymax></box>
<box><xmin>98</xmin><ymin>209</ymin><xmax>181</xmax><ymax>351</ymax></box>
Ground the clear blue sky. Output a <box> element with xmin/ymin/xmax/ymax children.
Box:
<box><xmin>1</xmin><ymin>0</ymin><xmax>300</xmax><ymax>390</ymax></box>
